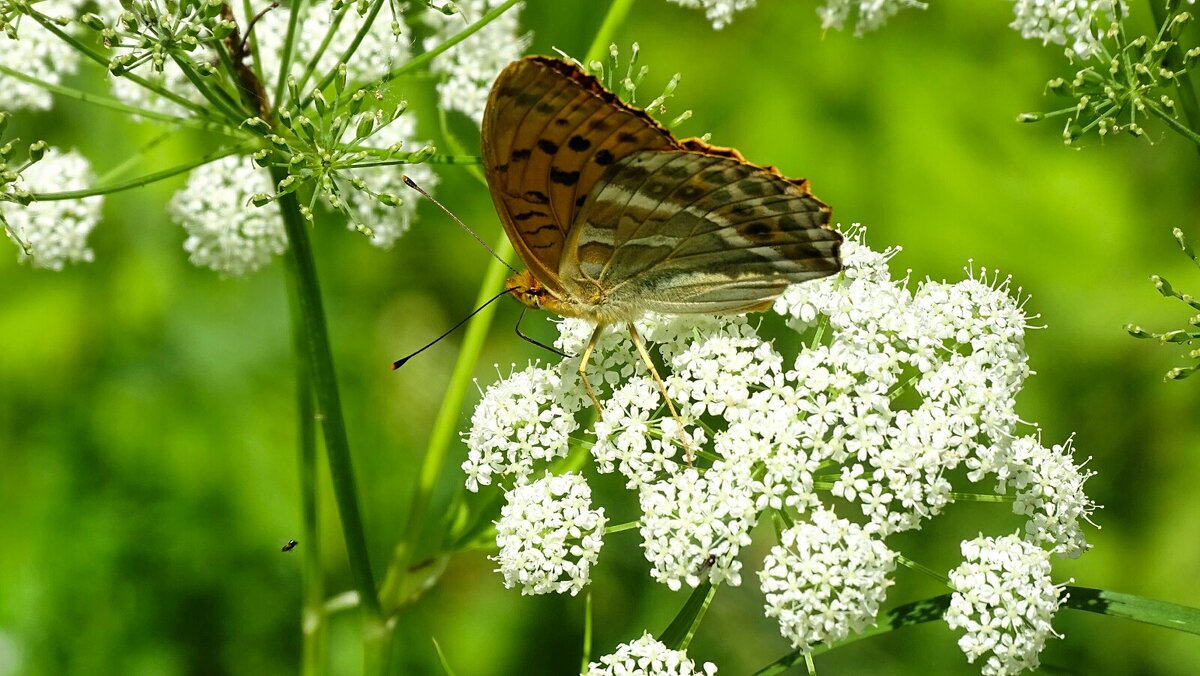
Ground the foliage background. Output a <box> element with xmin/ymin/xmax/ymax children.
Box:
<box><xmin>2</xmin><ymin>1</ymin><xmax>1199</xmax><ymax>674</ymax></box>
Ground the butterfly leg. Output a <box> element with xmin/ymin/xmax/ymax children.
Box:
<box><xmin>577</xmin><ymin>323</ymin><xmax>608</xmax><ymax>423</ymax></box>
<box><xmin>626</xmin><ymin>322</ymin><xmax>694</xmax><ymax>466</ymax></box>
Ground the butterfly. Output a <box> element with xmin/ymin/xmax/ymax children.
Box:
<box><xmin>482</xmin><ymin>56</ymin><xmax>842</xmax><ymax>439</ymax></box>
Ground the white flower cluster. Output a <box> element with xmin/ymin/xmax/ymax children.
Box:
<box><xmin>664</xmin><ymin>0</ymin><xmax>756</xmax><ymax>30</ymax></box>
<box><xmin>0</xmin><ymin>0</ymin><xmax>83</xmax><ymax>110</ymax></box>
<box><xmin>759</xmin><ymin>508</ymin><xmax>897</xmax><ymax>652</ymax></box>
<box><xmin>639</xmin><ymin>461</ymin><xmax>756</xmax><ymax>590</ymax></box>
<box><xmin>167</xmin><ymin>155</ymin><xmax>287</xmax><ymax>276</ymax></box>
<box><xmin>422</xmin><ymin>0</ymin><xmax>529</xmax><ymax>124</ymax></box>
<box><xmin>463</xmin><ymin>365</ymin><xmax>581</xmax><ymax>492</ymax></box>
<box><xmin>493</xmin><ymin>472</ymin><xmax>606</xmax><ymax>596</ymax></box>
<box><xmin>946</xmin><ymin>534</ymin><xmax>1066</xmax><ymax>676</ymax></box>
<box><xmin>1009</xmin><ymin>0</ymin><xmax>1120</xmax><ymax>58</ymax></box>
<box><xmin>466</xmin><ymin>226</ymin><xmax>1093</xmax><ymax>671</ymax></box>
<box><xmin>1</xmin><ymin>148</ymin><xmax>102</xmax><ymax>270</ymax></box>
<box><xmin>817</xmin><ymin>0</ymin><xmax>928</xmax><ymax>35</ymax></box>
<box><xmin>585</xmin><ymin>633</ymin><xmax>717</xmax><ymax>676</ymax></box>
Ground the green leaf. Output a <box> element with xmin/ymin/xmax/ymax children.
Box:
<box><xmin>659</xmin><ymin>584</ymin><xmax>716</xmax><ymax>650</ymax></box>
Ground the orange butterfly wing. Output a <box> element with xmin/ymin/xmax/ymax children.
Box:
<box><xmin>482</xmin><ymin>56</ymin><xmax>678</xmax><ymax>295</ymax></box>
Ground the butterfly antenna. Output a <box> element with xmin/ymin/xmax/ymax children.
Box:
<box><xmin>392</xmin><ymin>288</ymin><xmax>513</xmax><ymax>369</ymax></box>
<box><xmin>402</xmin><ymin>175</ymin><xmax>518</xmax><ymax>275</ymax></box>
<box><xmin>515</xmin><ymin>307</ymin><xmax>568</xmax><ymax>358</ymax></box>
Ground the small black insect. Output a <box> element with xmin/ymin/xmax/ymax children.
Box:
<box><xmin>281</xmin><ymin>539</ymin><xmax>298</xmax><ymax>552</ymax></box>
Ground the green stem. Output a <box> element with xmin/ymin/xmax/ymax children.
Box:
<box><xmin>301</xmin><ymin>0</ymin><xmax>385</xmax><ymax>109</ymax></box>
<box><xmin>378</xmin><ymin>0</ymin><xmax>522</xmax><ymax>87</ymax></box>
<box><xmin>270</xmin><ymin>165</ymin><xmax>387</xmax><ymax>668</ymax></box>
<box><xmin>378</xmin><ymin>230</ymin><xmax>515</xmax><ymax>612</ymax></box>
<box><xmin>26</xmin><ymin>10</ymin><xmax>212</xmax><ymax>117</ymax></box>
<box><xmin>27</xmin><ymin>143</ymin><xmax>252</xmax><ymax>201</ymax></box>
<box><xmin>585</xmin><ymin>0</ymin><xmax>636</xmax><ymax>65</ymax></box>
<box><xmin>342</xmin><ymin>154</ymin><xmax>481</xmax><ymax>169</ymax></box>
<box><xmin>1145</xmin><ymin>98</ymin><xmax>1200</xmax><ymax>145</ymax></box>
<box><xmin>170</xmin><ymin>52</ymin><xmax>249</xmax><ymax>124</ymax></box>
<box><xmin>274</xmin><ymin>0</ymin><xmax>306</xmax><ymax>107</ymax></box>
<box><xmin>286</xmin><ymin>272</ymin><xmax>326</xmax><ymax>676</ymax></box>
<box><xmin>0</xmin><ymin>64</ymin><xmax>237</xmax><ymax>135</ymax></box>
<box><xmin>1150</xmin><ymin>0</ymin><xmax>1200</xmax><ymax>156</ymax></box>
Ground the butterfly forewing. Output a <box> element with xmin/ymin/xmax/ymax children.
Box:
<box><xmin>560</xmin><ymin>149</ymin><xmax>840</xmax><ymax>316</ymax></box>
<box><xmin>483</xmin><ymin>57</ymin><xmax>676</xmax><ymax>293</ymax></box>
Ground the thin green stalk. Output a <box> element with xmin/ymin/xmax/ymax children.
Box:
<box><xmin>585</xmin><ymin>0</ymin><xmax>636</xmax><ymax>65</ymax></box>
<box><xmin>285</xmin><ymin>278</ymin><xmax>326</xmax><ymax>676</ymax></box>
<box><xmin>341</xmin><ymin>154</ymin><xmax>482</xmax><ymax>169</ymax></box>
<box><xmin>170</xmin><ymin>52</ymin><xmax>250</xmax><ymax>124</ymax></box>
<box><xmin>97</xmin><ymin>130</ymin><xmax>175</xmax><ymax>183</ymax></box>
<box><xmin>378</xmin><ymin>0</ymin><xmax>522</xmax><ymax>87</ymax></box>
<box><xmin>378</xmin><ymin>232</ymin><xmax>515</xmax><ymax>612</ymax></box>
<box><xmin>274</xmin><ymin>0</ymin><xmax>307</xmax><ymax>107</ymax></box>
<box><xmin>293</xmin><ymin>3</ymin><xmax>351</xmax><ymax>97</ymax></box>
<box><xmin>1150</xmin><ymin>0</ymin><xmax>1200</xmax><ymax>155</ymax></box>
<box><xmin>300</xmin><ymin>0</ymin><xmax>385</xmax><ymax>109</ymax></box>
<box><xmin>270</xmin><ymin>165</ymin><xmax>387</xmax><ymax>669</ymax></box>
<box><xmin>1146</xmin><ymin>97</ymin><xmax>1200</xmax><ymax>145</ymax></box>
<box><xmin>26</xmin><ymin>9</ymin><xmax>212</xmax><ymax>117</ymax></box>
<box><xmin>28</xmin><ymin>142</ymin><xmax>252</xmax><ymax>201</ymax></box>
<box><xmin>0</xmin><ymin>64</ymin><xmax>237</xmax><ymax>135</ymax></box>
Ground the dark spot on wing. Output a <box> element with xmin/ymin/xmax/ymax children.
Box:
<box><xmin>594</xmin><ymin>149</ymin><xmax>614</xmax><ymax>165</ymax></box>
<box><xmin>524</xmin><ymin>190</ymin><xmax>550</xmax><ymax>204</ymax></box>
<box><xmin>742</xmin><ymin>221</ymin><xmax>772</xmax><ymax>238</ymax></box>
<box><xmin>555</xmin><ymin>118</ymin><xmax>570</xmax><ymax>126</ymax></box>
<box><xmin>528</xmin><ymin>223</ymin><xmax>557</xmax><ymax>235</ymax></box>
<box><xmin>537</xmin><ymin>139</ymin><xmax>559</xmax><ymax>154</ymax></box>
<box><xmin>514</xmin><ymin>210</ymin><xmax>548</xmax><ymax>221</ymax></box>
<box><xmin>617</xmin><ymin>132</ymin><xmax>638</xmax><ymax>143</ymax></box>
<box><xmin>662</xmin><ymin>163</ymin><xmax>691</xmax><ymax>179</ymax></box>
<box><xmin>568</xmin><ymin>135</ymin><xmax>591</xmax><ymax>151</ymax></box>
<box><xmin>576</xmin><ymin>195</ymin><xmax>588</xmax><ymax>207</ymax></box>
<box><xmin>732</xmin><ymin>204</ymin><xmax>755</xmax><ymax>217</ymax></box>
<box><xmin>589</xmin><ymin>118</ymin><xmax>610</xmax><ymax>130</ymax></box>
<box><xmin>678</xmin><ymin>184</ymin><xmax>703</xmax><ymax>200</ymax></box>
<box><xmin>710</xmin><ymin>188</ymin><xmax>732</xmax><ymax>203</ymax></box>
<box><xmin>550</xmin><ymin>168</ymin><xmax>580</xmax><ymax>186</ymax></box>
<box><xmin>535</xmin><ymin>102</ymin><xmax>557</xmax><ymax>114</ymax></box>
<box><xmin>511</xmin><ymin>148</ymin><xmax>531</xmax><ymax>161</ymax></box>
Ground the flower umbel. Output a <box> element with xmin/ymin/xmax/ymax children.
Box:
<box><xmin>0</xmin><ymin>146</ymin><xmax>102</xmax><ymax>270</ymax></box>
<box><xmin>466</xmin><ymin>225</ymin><xmax>1095</xmax><ymax>671</ymax></box>
<box><xmin>1018</xmin><ymin>2</ymin><xmax>1200</xmax><ymax>144</ymax></box>
<box><xmin>1126</xmin><ymin>227</ymin><xmax>1200</xmax><ymax>381</ymax></box>
<box><xmin>945</xmin><ymin>534</ymin><xmax>1066</xmax><ymax>676</ymax></box>
<box><xmin>493</xmin><ymin>472</ymin><xmax>606</xmax><ymax>596</ymax></box>
<box><xmin>585</xmin><ymin>633</ymin><xmax>717</xmax><ymax>676</ymax></box>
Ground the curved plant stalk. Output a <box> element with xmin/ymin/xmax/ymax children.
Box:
<box><xmin>752</xmin><ymin>588</ymin><xmax>1200</xmax><ymax>675</ymax></box>
<box><xmin>586</xmin><ymin>0</ymin><xmax>636</xmax><ymax>64</ymax></box>
<box><xmin>285</xmin><ymin>279</ymin><xmax>326</xmax><ymax>676</ymax></box>
<box><xmin>272</xmin><ymin>164</ymin><xmax>387</xmax><ymax>671</ymax></box>
<box><xmin>1150</xmin><ymin>0</ymin><xmax>1200</xmax><ymax>154</ymax></box>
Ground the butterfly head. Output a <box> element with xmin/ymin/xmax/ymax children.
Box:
<box><xmin>507</xmin><ymin>269</ymin><xmax>554</xmax><ymax>309</ymax></box>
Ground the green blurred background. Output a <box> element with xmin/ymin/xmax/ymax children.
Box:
<box><xmin>3</xmin><ymin>1</ymin><xmax>1200</xmax><ymax>674</ymax></box>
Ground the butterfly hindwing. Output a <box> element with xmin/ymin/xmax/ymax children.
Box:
<box><xmin>560</xmin><ymin>149</ymin><xmax>841</xmax><ymax>315</ymax></box>
<box><xmin>483</xmin><ymin>57</ymin><xmax>677</xmax><ymax>295</ymax></box>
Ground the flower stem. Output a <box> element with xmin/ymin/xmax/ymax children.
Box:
<box><xmin>1150</xmin><ymin>0</ymin><xmax>1200</xmax><ymax>155</ymax></box>
<box><xmin>27</xmin><ymin>142</ymin><xmax>253</xmax><ymax>201</ymax></box>
<box><xmin>271</xmin><ymin>164</ymin><xmax>387</xmax><ymax>667</ymax></box>
<box><xmin>0</xmin><ymin>64</ymin><xmax>237</xmax><ymax>135</ymax></box>
<box><xmin>586</xmin><ymin>0</ymin><xmax>636</xmax><ymax>64</ymax></box>
<box><xmin>378</xmin><ymin>230</ymin><xmax>515</xmax><ymax>612</ymax></box>
<box><xmin>379</xmin><ymin>0</ymin><xmax>522</xmax><ymax>87</ymax></box>
<box><xmin>285</xmin><ymin>277</ymin><xmax>326</xmax><ymax>676</ymax></box>
<box><xmin>1145</xmin><ymin>98</ymin><xmax>1200</xmax><ymax>146</ymax></box>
